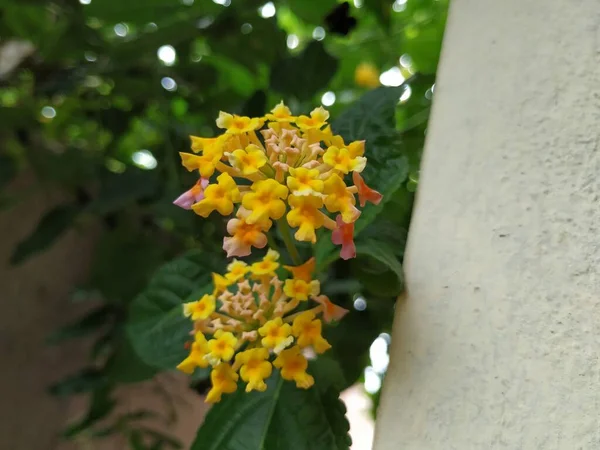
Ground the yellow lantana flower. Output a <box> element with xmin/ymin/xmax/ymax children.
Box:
<box><xmin>216</xmin><ymin>111</ymin><xmax>264</xmax><ymax>134</ymax></box>
<box><xmin>273</xmin><ymin>346</ymin><xmax>314</xmax><ymax>389</ymax></box>
<box><xmin>179</xmin><ymin>149</ymin><xmax>222</xmax><ymax>179</ymax></box>
<box><xmin>287</xmin><ymin>167</ymin><xmax>324</xmax><ymax>197</ymax></box>
<box><xmin>242</xmin><ymin>179</ymin><xmax>289</xmax><ymax>225</ymax></box>
<box><xmin>183</xmin><ymin>294</ymin><xmax>216</xmax><ymax>321</ymax></box>
<box><xmin>323</xmin><ymin>173</ymin><xmax>361</xmax><ymax>224</ymax></box>
<box><xmin>228</xmin><ymin>144</ymin><xmax>268</xmax><ymax>176</ymax></box>
<box><xmin>283</xmin><ymin>278</ymin><xmax>320</xmax><ymax>302</ymax></box>
<box><xmin>207</xmin><ymin>330</ymin><xmax>238</xmax><ymax>363</ymax></box>
<box><xmin>177</xmin><ymin>251</ymin><xmax>349</xmax><ymax>402</ymax></box>
<box><xmin>212</xmin><ymin>272</ymin><xmax>232</xmax><ymax>295</ymax></box>
<box><xmin>176</xmin><ymin>332</ymin><xmax>209</xmax><ymax>374</ymax></box>
<box><xmin>354</xmin><ymin>62</ymin><xmax>380</xmax><ymax>88</ymax></box>
<box><xmin>258</xmin><ymin>317</ymin><xmax>293</xmax><ymax>352</ymax></box>
<box><xmin>292</xmin><ymin>311</ymin><xmax>331</xmax><ymax>354</ymax></box>
<box><xmin>250</xmin><ymin>249</ymin><xmax>280</xmax><ymax>276</ymax></box>
<box><xmin>225</xmin><ymin>259</ymin><xmax>250</xmax><ymax>283</ymax></box>
<box><xmin>176</xmin><ymin>102</ymin><xmax>381</xmax><ymax>259</ymax></box>
<box><xmin>286</xmin><ymin>195</ymin><xmax>324</xmax><ymax>243</ymax></box>
<box><xmin>192</xmin><ymin>172</ymin><xmax>240</xmax><ymax>217</ymax></box>
<box><xmin>295</xmin><ymin>106</ymin><xmax>329</xmax><ymax>130</ymax></box>
<box><xmin>223</xmin><ymin>207</ymin><xmax>271</xmax><ymax>258</ymax></box>
<box><xmin>322</xmin><ymin>146</ymin><xmax>367</xmax><ymax>174</ymax></box>
<box><xmin>190</xmin><ymin>135</ymin><xmax>221</xmax><ymax>153</ymax></box>
<box><xmin>265</xmin><ymin>101</ymin><xmax>295</xmax><ymax>122</ymax></box>
<box><xmin>206</xmin><ymin>363</ymin><xmax>239</xmax><ymax>403</ymax></box>
<box><xmin>235</xmin><ymin>348</ymin><xmax>272</xmax><ymax>392</ymax></box>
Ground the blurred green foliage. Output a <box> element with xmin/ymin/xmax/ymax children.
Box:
<box><xmin>1</xmin><ymin>0</ymin><xmax>447</xmax><ymax>447</ymax></box>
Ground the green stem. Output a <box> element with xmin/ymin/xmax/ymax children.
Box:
<box><xmin>277</xmin><ymin>219</ymin><xmax>302</xmax><ymax>265</ymax></box>
<box><xmin>266</xmin><ymin>232</ymin><xmax>280</xmax><ymax>254</ymax></box>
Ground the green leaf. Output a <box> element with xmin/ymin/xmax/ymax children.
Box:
<box><xmin>191</xmin><ymin>365</ymin><xmax>351</xmax><ymax>450</ymax></box>
<box><xmin>104</xmin><ymin>331</ymin><xmax>158</xmax><ymax>384</ymax></box>
<box><xmin>129</xmin><ymin>430</ymin><xmax>146</xmax><ymax>450</ymax></box>
<box><xmin>284</xmin><ymin>0</ymin><xmax>338</xmax><ymax>24</ymax></box>
<box><xmin>363</xmin><ymin>0</ymin><xmax>394</xmax><ymax>28</ymax></box>
<box><xmin>332</xmin><ymin>86</ymin><xmax>408</xmax><ymax>235</ymax></box>
<box><xmin>49</xmin><ymin>368</ymin><xmax>107</xmax><ymax>397</ymax></box>
<box><xmin>47</xmin><ymin>306</ymin><xmax>114</xmax><ymax>344</ymax></box>
<box><xmin>208</xmin><ymin>14</ymin><xmax>286</xmax><ymax>71</ymax></box>
<box><xmin>354</xmin><ymin>239</ymin><xmax>404</xmax><ymax>296</ymax></box>
<box><xmin>26</xmin><ymin>147</ymin><xmax>99</xmax><ymax>188</ymax></box>
<box><xmin>139</xmin><ymin>428</ymin><xmax>183</xmax><ymax>449</ymax></box>
<box><xmin>0</xmin><ymin>154</ymin><xmax>17</xmax><ymax>189</ymax></box>
<box><xmin>126</xmin><ymin>250</ymin><xmax>224</xmax><ymax>371</ymax></box>
<box><xmin>401</xmin><ymin>4</ymin><xmax>448</xmax><ymax>74</ymax></box>
<box><xmin>10</xmin><ymin>204</ymin><xmax>79</xmax><ymax>265</ymax></box>
<box><xmin>88</xmin><ymin>227</ymin><xmax>166</xmax><ymax>304</ymax></box>
<box><xmin>63</xmin><ymin>385</ymin><xmax>116</xmax><ymax>438</ymax></box>
<box><xmin>203</xmin><ymin>55</ymin><xmax>256</xmax><ymax>97</ymax></box>
<box><xmin>242</xmin><ymin>90</ymin><xmax>268</xmax><ymax>117</ymax></box>
<box><xmin>270</xmin><ymin>41</ymin><xmax>338</xmax><ymax>101</ymax></box>
<box><xmin>84</xmin><ymin>0</ymin><xmax>216</xmax><ymax>25</ymax></box>
<box><xmin>324</xmin><ymin>297</ymin><xmax>393</xmax><ymax>388</ymax></box>
<box><xmin>86</xmin><ymin>169</ymin><xmax>160</xmax><ymax>216</ymax></box>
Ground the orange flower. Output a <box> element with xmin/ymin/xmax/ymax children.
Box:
<box><xmin>331</xmin><ymin>214</ymin><xmax>356</xmax><ymax>260</ymax></box>
<box><xmin>283</xmin><ymin>257</ymin><xmax>316</xmax><ymax>282</ymax></box>
<box><xmin>313</xmin><ymin>295</ymin><xmax>349</xmax><ymax>323</ymax></box>
<box><xmin>223</xmin><ymin>207</ymin><xmax>271</xmax><ymax>257</ymax></box>
<box><xmin>353</xmin><ymin>172</ymin><xmax>383</xmax><ymax>207</ymax></box>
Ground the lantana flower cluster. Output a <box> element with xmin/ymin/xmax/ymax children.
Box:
<box><xmin>176</xmin><ymin>251</ymin><xmax>348</xmax><ymax>403</ymax></box>
<box><xmin>173</xmin><ymin>102</ymin><xmax>382</xmax><ymax>260</ymax></box>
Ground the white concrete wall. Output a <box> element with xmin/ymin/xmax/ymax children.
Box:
<box><xmin>374</xmin><ymin>0</ymin><xmax>600</xmax><ymax>449</ymax></box>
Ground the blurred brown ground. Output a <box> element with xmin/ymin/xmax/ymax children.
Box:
<box><xmin>0</xmin><ymin>173</ymin><xmax>207</xmax><ymax>450</ymax></box>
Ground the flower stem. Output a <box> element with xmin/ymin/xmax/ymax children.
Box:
<box><xmin>267</xmin><ymin>232</ymin><xmax>280</xmax><ymax>254</ymax></box>
<box><xmin>277</xmin><ymin>219</ymin><xmax>302</xmax><ymax>265</ymax></box>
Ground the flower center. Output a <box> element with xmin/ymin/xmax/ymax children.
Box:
<box><xmin>233</xmin><ymin>119</ymin><xmax>247</xmax><ymax>129</ymax></box>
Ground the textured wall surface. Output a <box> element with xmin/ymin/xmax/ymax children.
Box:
<box><xmin>374</xmin><ymin>0</ymin><xmax>600</xmax><ymax>449</ymax></box>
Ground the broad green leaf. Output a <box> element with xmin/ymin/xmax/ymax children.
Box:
<box><xmin>10</xmin><ymin>203</ymin><xmax>79</xmax><ymax>265</ymax></box>
<box><xmin>126</xmin><ymin>250</ymin><xmax>224</xmax><ymax>371</ymax></box>
<box><xmin>208</xmin><ymin>14</ymin><xmax>286</xmax><ymax>72</ymax></box>
<box><xmin>26</xmin><ymin>147</ymin><xmax>99</xmax><ymax>188</ymax></box>
<box><xmin>270</xmin><ymin>41</ymin><xmax>338</xmax><ymax>101</ymax></box>
<box><xmin>324</xmin><ymin>305</ymin><xmax>384</xmax><ymax>389</ymax></box>
<box><xmin>191</xmin><ymin>364</ymin><xmax>351</xmax><ymax>450</ymax></box>
<box><xmin>88</xmin><ymin>227</ymin><xmax>166</xmax><ymax>304</ymax></box>
<box><xmin>86</xmin><ymin>169</ymin><xmax>159</xmax><ymax>216</ymax></box>
<box><xmin>104</xmin><ymin>331</ymin><xmax>158</xmax><ymax>384</ymax></box>
<box><xmin>332</xmin><ymin>86</ymin><xmax>408</xmax><ymax>235</ymax></box>
<box><xmin>354</xmin><ymin>239</ymin><xmax>404</xmax><ymax>296</ymax></box>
